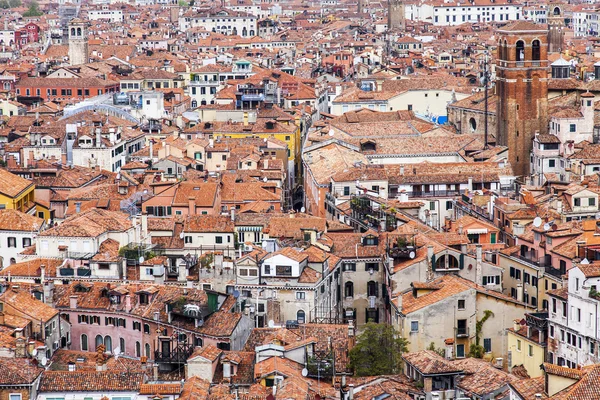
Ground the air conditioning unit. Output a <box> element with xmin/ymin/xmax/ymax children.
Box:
<box><xmin>431</xmin><ymin>391</ymin><xmax>441</xmax><ymax>400</ymax></box>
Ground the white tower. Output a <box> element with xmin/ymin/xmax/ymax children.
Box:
<box><xmin>68</xmin><ymin>18</ymin><xmax>89</xmax><ymax>66</ymax></box>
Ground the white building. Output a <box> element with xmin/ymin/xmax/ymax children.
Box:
<box><xmin>0</xmin><ymin>210</ymin><xmax>44</xmax><ymax>267</ymax></box>
<box><xmin>573</xmin><ymin>7</ymin><xmax>600</xmax><ymax>37</ymax></box>
<box><xmin>406</xmin><ymin>0</ymin><xmax>523</xmax><ymax>26</ymax></box>
<box><xmin>179</xmin><ymin>8</ymin><xmax>258</xmax><ymax>37</ymax></box>
<box><xmin>547</xmin><ymin>263</ymin><xmax>600</xmax><ymax>368</ymax></box>
<box><xmin>87</xmin><ymin>8</ymin><xmax>124</xmax><ymax>22</ymax></box>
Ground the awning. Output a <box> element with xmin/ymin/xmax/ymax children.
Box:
<box><xmin>466</xmin><ymin>228</ymin><xmax>488</xmax><ymax>235</ymax></box>
<box><xmin>237</xmin><ymin>226</ymin><xmax>262</xmax><ymax>232</ymax></box>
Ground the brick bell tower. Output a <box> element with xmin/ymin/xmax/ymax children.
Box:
<box><xmin>547</xmin><ymin>3</ymin><xmax>565</xmax><ymax>53</ymax></box>
<box><xmin>496</xmin><ymin>22</ymin><xmax>549</xmax><ymax>177</ymax></box>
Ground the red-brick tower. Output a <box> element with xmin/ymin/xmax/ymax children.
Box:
<box><xmin>496</xmin><ymin>22</ymin><xmax>549</xmax><ymax>177</ymax></box>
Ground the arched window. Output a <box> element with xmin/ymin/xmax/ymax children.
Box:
<box><xmin>242</xmin><ymin>27</ymin><xmax>247</xmax><ymax>36</ymax></box>
<box><xmin>145</xmin><ymin>343</ymin><xmax>151</xmax><ymax>358</ymax></box>
<box><xmin>553</xmin><ymin>7</ymin><xmax>560</xmax><ymax>16</ymax></box>
<box><xmin>516</xmin><ymin>40</ymin><xmax>525</xmax><ymax>62</ymax></box>
<box><xmin>135</xmin><ymin>341</ymin><xmax>141</xmax><ymax>357</ymax></box>
<box><xmin>77</xmin><ymin>27</ymin><xmax>81</xmax><ymax>36</ymax></box>
<box><xmin>435</xmin><ymin>254</ymin><xmax>460</xmax><ymax>270</ymax></box>
<box><xmin>71</xmin><ymin>28</ymin><xmax>75</xmax><ymax>36</ymax></box>
<box><xmin>532</xmin><ymin>40</ymin><xmax>541</xmax><ymax>61</ymax></box>
<box><xmin>191</xmin><ymin>100</ymin><xmax>197</xmax><ymax>108</ymax></box>
<box><xmin>297</xmin><ymin>310</ymin><xmax>305</xmax><ymax>324</ymax></box>
<box><xmin>201</xmin><ymin>100</ymin><xmax>207</xmax><ymax>105</ymax></box>
<box><xmin>367</xmin><ymin>281</ymin><xmax>379</xmax><ymax>297</ymax></box>
<box><xmin>81</xmin><ymin>334</ymin><xmax>88</xmax><ymax>351</ymax></box>
<box><xmin>469</xmin><ymin>118</ymin><xmax>477</xmax><ymax>132</ymax></box>
<box><xmin>119</xmin><ymin>338</ymin><xmax>125</xmax><ymax>353</ymax></box>
<box><xmin>10</xmin><ymin>258</ymin><xmax>15</xmax><ymax>265</ymax></box>
<box><xmin>249</xmin><ymin>30</ymin><xmax>255</xmax><ymax>36</ymax></box>
<box><xmin>104</xmin><ymin>336</ymin><xmax>112</xmax><ymax>352</ymax></box>
<box><xmin>95</xmin><ymin>335</ymin><xmax>103</xmax><ymax>350</ymax></box>
<box><xmin>344</xmin><ymin>281</ymin><xmax>354</xmax><ymax>298</ymax></box>
<box><xmin>503</xmin><ymin>39</ymin><xmax>508</xmax><ymax>61</ymax></box>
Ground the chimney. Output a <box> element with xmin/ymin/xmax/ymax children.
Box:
<box><xmin>427</xmin><ymin>245</ymin><xmax>434</xmax><ymax>262</ymax></box>
<box><xmin>61</xmin><ymin>153</ymin><xmax>67</xmax><ymax>165</ymax></box>
<box><xmin>68</xmin><ymin>362</ymin><xmax>76</xmax><ymax>372</ymax></box>
<box><xmin>69</xmin><ymin>295</ymin><xmax>78</xmax><ymax>309</ymax></box>
<box><xmin>223</xmin><ymin>360</ymin><xmax>231</xmax><ymax>382</ymax></box>
<box><xmin>467</xmin><ymin>177</ymin><xmax>473</xmax><ymax>192</ymax></box>
<box><xmin>141</xmin><ymin>214</ymin><xmax>148</xmax><ymax>238</ymax></box>
<box><xmin>349</xmin><ymin>384</ymin><xmax>354</xmax><ymax>400</ymax></box>
<box><xmin>230</xmin><ymin>206</ymin><xmax>235</xmax><ymax>222</ymax></box>
<box><xmin>513</xmin><ymin>319</ymin><xmax>521</xmax><ymax>332</ymax></box>
<box><xmin>15</xmin><ymin>337</ymin><xmax>26</xmax><ymax>358</ymax></box>
<box><xmin>75</xmin><ymin>202</ymin><xmax>81</xmax><ymax>213</ymax></box>
<box><xmin>475</xmin><ymin>245</ymin><xmax>482</xmax><ymax>285</ymax></box>
<box><xmin>149</xmin><ymin>139</ymin><xmax>154</xmax><ymax>159</ymax></box>
<box><xmin>153</xmin><ymin>363</ymin><xmax>159</xmax><ymax>381</ymax></box>
<box><xmin>188</xmin><ymin>197</ymin><xmax>195</xmax><ymax>215</ymax></box>
<box><xmin>124</xmin><ymin>295</ymin><xmax>132</xmax><ymax>313</ymax></box>
<box><xmin>96</xmin><ymin>127</ymin><xmax>102</xmax><ymax>147</ymax></box>
<box><xmin>40</xmin><ymin>264</ymin><xmax>45</xmax><ymax>283</ymax></box>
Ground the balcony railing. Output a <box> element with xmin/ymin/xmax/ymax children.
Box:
<box><xmin>408</xmin><ymin>190</ymin><xmax>462</xmax><ymax>198</ymax></box>
<box><xmin>456</xmin><ymin>327</ymin><xmax>469</xmax><ymax>338</ymax></box>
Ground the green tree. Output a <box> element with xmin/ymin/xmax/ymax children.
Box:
<box><xmin>23</xmin><ymin>0</ymin><xmax>42</xmax><ymax>17</ymax></box>
<box><xmin>349</xmin><ymin>322</ymin><xmax>409</xmax><ymax>376</ymax></box>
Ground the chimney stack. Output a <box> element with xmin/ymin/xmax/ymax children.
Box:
<box><xmin>69</xmin><ymin>295</ymin><xmax>78</xmax><ymax>309</ymax></box>
<box><xmin>188</xmin><ymin>197</ymin><xmax>195</xmax><ymax>215</ymax></box>
<box><xmin>124</xmin><ymin>295</ymin><xmax>132</xmax><ymax>313</ymax></box>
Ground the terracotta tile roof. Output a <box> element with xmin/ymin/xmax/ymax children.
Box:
<box><xmin>173</xmin><ymin>181</ymin><xmax>219</xmax><ymax>207</ymax></box>
<box><xmin>264</xmin><ymin>247</ymin><xmax>308</xmax><ymax>263</ymax></box>
<box><xmin>542</xmin><ymin>363</ymin><xmax>585</xmax><ymax>380</ymax></box>
<box><xmin>547</xmin><ymin>287</ymin><xmax>569</xmax><ymax>301</ymax></box>
<box><xmin>198</xmin><ymin>311</ymin><xmax>243</xmax><ymax>338</ymax></box>
<box><xmin>402</xmin><ymin>351</ymin><xmax>462</xmax><ymax>375</ymax></box>
<box><xmin>91</xmin><ymin>238</ymin><xmax>121</xmax><ymax>262</ymax></box>
<box><xmin>254</xmin><ymin>356</ymin><xmax>303</xmax><ymax>379</ymax></box>
<box><xmin>401</xmin><ymin>274</ymin><xmax>529</xmax><ymax>314</ymax></box>
<box><xmin>298</xmin><ymin>266</ymin><xmax>321</xmax><ymax>283</ymax></box>
<box><xmin>550</xmin><ymin>363</ymin><xmax>600</xmax><ymax>400</ymax></box>
<box><xmin>139</xmin><ymin>383</ymin><xmax>182</xmax><ymax>395</ymax></box>
<box><xmin>189</xmin><ymin>344</ymin><xmax>222</xmax><ymax>362</ymax></box>
<box><xmin>0</xmin><ymin>258</ymin><xmax>63</xmax><ymax>278</ymax></box>
<box><xmin>39</xmin><ymin>208</ymin><xmax>132</xmax><ymax>238</ymax></box>
<box><xmin>0</xmin><ymin>287</ymin><xmax>58</xmax><ymax>322</ymax></box>
<box><xmin>0</xmin><ymin>357</ymin><xmax>44</xmax><ymax>385</ymax></box>
<box><xmin>184</xmin><ymin>215</ymin><xmax>234</xmax><ymax>233</ymax></box>
<box><xmin>508</xmin><ymin>376</ymin><xmax>547</xmax><ymax>400</ymax></box>
<box><xmin>352</xmin><ymin>375</ymin><xmax>421</xmax><ymax>400</ymax></box>
<box><xmin>0</xmin><ymin>209</ymin><xmax>43</xmax><ymax>231</ymax></box>
<box><xmin>0</xmin><ymin>168</ymin><xmax>33</xmax><ymax>198</ymax></box>
<box><xmin>452</xmin><ymin>358</ymin><xmax>519</xmax><ymax>396</ymax></box>
<box><xmin>266</xmin><ymin>214</ymin><xmax>328</xmax><ymax>240</ymax></box>
<box><xmin>48</xmin><ymin>350</ymin><xmax>144</xmax><ymax>372</ymax></box>
<box><xmin>213</xmin><ymin>351</ymin><xmax>256</xmax><ymax>386</ymax></box>
<box><xmin>39</xmin><ymin>371</ymin><xmax>146</xmax><ymax>392</ymax></box>
<box><xmin>179</xmin><ymin>376</ymin><xmax>211</xmax><ymax>400</ymax></box>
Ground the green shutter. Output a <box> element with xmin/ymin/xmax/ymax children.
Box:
<box><xmin>431</xmin><ymin>254</ymin><xmax>436</xmax><ymax>271</ymax></box>
<box><xmin>459</xmin><ymin>254</ymin><xmax>465</xmax><ymax>269</ymax></box>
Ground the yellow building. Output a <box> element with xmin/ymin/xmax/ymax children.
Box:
<box><xmin>507</xmin><ymin>316</ymin><xmax>546</xmax><ymax>378</ymax></box>
<box><xmin>0</xmin><ymin>169</ymin><xmax>50</xmax><ymax>220</ymax></box>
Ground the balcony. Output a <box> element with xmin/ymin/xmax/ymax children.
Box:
<box><xmin>65</xmin><ymin>252</ymin><xmax>95</xmax><ymax>260</ymax></box>
<box><xmin>241</xmin><ymin>93</ymin><xmax>264</xmax><ymax>102</ymax></box>
<box><xmin>408</xmin><ymin>190</ymin><xmax>461</xmax><ymax>198</ymax></box>
<box><xmin>456</xmin><ymin>327</ymin><xmax>469</xmax><ymax>338</ymax></box>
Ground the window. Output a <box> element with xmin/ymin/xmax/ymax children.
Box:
<box><xmin>7</xmin><ymin>237</ymin><xmax>16</xmax><ymax>248</ymax></box>
<box><xmin>276</xmin><ymin>265</ymin><xmax>292</xmax><ymax>276</ymax></box>
<box><xmin>407</xmin><ymin>104</ymin><xmax>412</xmax><ymax>111</ymax></box>
<box><xmin>135</xmin><ymin>341</ymin><xmax>141</xmax><ymax>357</ymax></box>
<box><xmin>550</xmin><ymin>325</ymin><xmax>554</xmax><ymax>338</ymax></box>
<box><xmin>143</xmin><ymin>324</ymin><xmax>150</xmax><ymax>334</ymax></box>
<box><xmin>365</xmin><ymin>262</ymin><xmax>379</xmax><ymax>272</ymax></box>
<box><xmin>120</xmin><ymin>337</ymin><xmax>125</xmax><ymax>353</ymax></box>
<box><xmin>549</xmin><ymin>159</ymin><xmax>556</xmax><ymax>168</ymax></box>
<box><xmin>345</xmin><ymin>282</ymin><xmax>354</xmax><ymax>298</ymax></box>
<box><xmin>517</xmin><ymin>339</ymin><xmax>521</xmax><ymax>351</ymax></box>
<box><xmin>81</xmin><ymin>334</ymin><xmax>88</xmax><ymax>351</ymax></box>
<box><xmin>410</xmin><ymin>321</ymin><xmax>418</xmax><ymax>332</ymax></box>
<box><xmin>483</xmin><ymin>338</ymin><xmax>492</xmax><ymax>353</ymax></box>
<box><xmin>9</xmin><ymin>394</ymin><xmax>22</xmax><ymax>400</ymax></box>
<box><xmin>295</xmin><ymin>291</ymin><xmax>306</xmax><ymax>300</ymax></box>
<box><xmin>184</xmin><ymin>236</ymin><xmax>192</xmax><ymax>244</ymax></box>
<box><xmin>95</xmin><ymin>335</ymin><xmax>103</xmax><ymax>349</ymax></box>
<box><xmin>297</xmin><ymin>310</ymin><xmax>305</xmax><ymax>324</ymax></box>
<box><xmin>528</xmin><ymin>344</ymin><xmax>533</xmax><ymax>357</ymax></box>
<box><xmin>458</xmin><ymin>299</ymin><xmax>465</xmax><ymax>310</ymax></box>
<box><xmin>591</xmin><ymin>198</ymin><xmax>596</xmax><ymax>206</ymax></box>
<box><xmin>264</xmin><ymin>264</ymin><xmax>271</xmax><ymax>274</ymax></box>
<box><xmin>215</xmin><ymin>236</ymin><xmax>223</xmax><ymax>244</ymax></box>
<box><xmin>367</xmin><ymin>281</ymin><xmax>378</xmax><ymax>297</ymax></box>
<box><xmin>570</xmin><ymin>124</ymin><xmax>576</xmax><ymax>132</ymax></box>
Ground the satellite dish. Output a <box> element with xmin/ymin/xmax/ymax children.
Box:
<box><xmin>139</xmin><ymin>256</ymin><xmax>144</xmax><ymax>263</ymax></box>
<box><xmin>179</xmin><ymin>232</ymin><xmax>184</xmax><ymax>239</ymax></box>
<box><xmin>32</xmin><ymin>348</ymin><xmax>38</xmax><ymax>357</ymax></box>
<box><xmin>114</xmin><ymin>347</ymin><xmax>121</xmax><ymax>358</ymax></box>
<box><xmin>543</xmin><ymin>223</ymin><xmax>551</xmax><ymax>231</ymax></box>
<box><xmin>328</xmin><ymin>128</ymin><xmax>334</xmax><ymax>136</ymax></box>
<box><xmin>581</xmin><ymin>258</ymin><xmax>590</xmax><ymax>265</ymax></box>
<box><xmin>116</xmin><ymin>167</ymin><xmax>121</xmax><ymax>173</ymax></box>
<box><xmin>268</xmin><ymin>320</ymin><xmax>275</xmax><ymax>328</ymax></box>
<box><xmin>409</xmin><ymin>251</ymin><xmax>416</xmax><ymax>259</ymax></box>
<box><xmin>301</xmin><ymin>368</ymin><xmax>308</xmax><ymax>377</ymax></box>
<box><xmin>263</xmin><ymin>176</ymin><xmax>268</xmax><ymax>182</ymax></box>
<box><xmin>233</xmin><ymin>290</ymin><xmax>240</xmax><ymax>298</ymax></box>
<box><xmin>263</xmin><ymin>137</ymin><xmax>267</xmax><ymax>142</ymax></box>
<box><xmin>300</xmin><ymin>207</ymin><xmax>306</xmax><ymax>213</ymax></box>
<box><xmin>533</xmin><ymin>217</ymin><xmax>542</xmax><ymax>228</ymax></box>
<box><xmin>41</xmin><ymin>357</ymin><xmax>47</xmax><ymax>366</ymax></box>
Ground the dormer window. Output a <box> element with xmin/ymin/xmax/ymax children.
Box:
<box><xmin>363</xmin><ymin>235</ymin><xmax>378</xmax><ymax>246</ymax></box>
<box><xmin>139</xmin><ymin>293</ymin><xmax>149</xmax><ymax>304</ymax></box>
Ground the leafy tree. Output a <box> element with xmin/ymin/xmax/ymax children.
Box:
<box><xmin>349</xmin><ymin>322</ymin><xmax>409</xmax><ymax>376</ymax></box>
<box><xmin>23</xmin><ymin>0</ymin><xmax>42</xmax><ymax>17</ymax></box>
<box><xmin>427</xmin><ymin>342</ymin><xmax>445</xmax><ymax>357</ymax></box>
